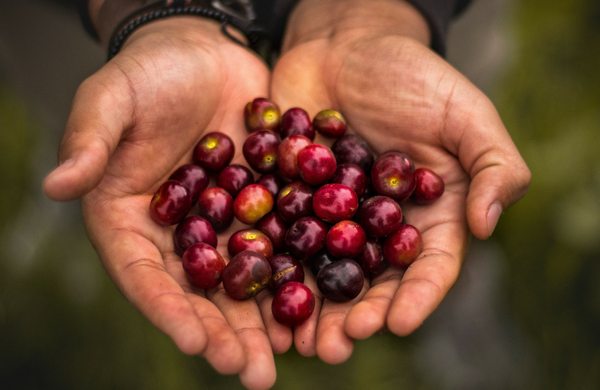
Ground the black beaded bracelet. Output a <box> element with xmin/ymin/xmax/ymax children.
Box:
<box><xmin>106</xmin><ymin>1</ymin><xmax>270</xmax><ymax>61</ymax></box>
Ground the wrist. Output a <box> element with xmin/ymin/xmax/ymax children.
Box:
<box><xmin>283</xmin><ymin>0</ymin><xmax>430</xmax><ymax>51</ymax></box>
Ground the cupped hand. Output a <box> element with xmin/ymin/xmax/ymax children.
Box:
<box><xmin>43</xmin><ymin>17</ymin><xmax>276</xmax><ymax>390</ymax></box>
<box><xmin>264</xmin><ymin>0</ymin><xmax>531</xmax><ymax>365</ymax></box>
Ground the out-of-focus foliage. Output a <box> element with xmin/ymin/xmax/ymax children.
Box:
<box><xmin>494</xmin><ymin>0</ymin><xmax>600</xmax><ymax>388</ymax></box>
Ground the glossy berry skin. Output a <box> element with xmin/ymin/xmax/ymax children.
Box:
<box><xmin>285</xmin><ymin>216</ymin><xmax>328</xmax><ymax>260</ymax></box>
<box><xmin>272</xmin><ymin>282</ymin><xmax>315</xmax><ymax>327</ymax></box>
<box><xmin>383</xmin><ymin>224</ymin><xmax>423</xmax><ymax>268</ymax></box>
<box><xmin>296</xmin><ymin>144</ymin><xmax>337</xmax><ymax>186</ymax></box>
<box><xmin>313</xmin><ymin>183</ymin><xmax>359</xmax><ymax>224</ymax></box>
<box><xmin>193</xmin><ymin>132</ymin><xmax>235</xmax><ymax>174</ymax></box>
<box><xmin>244</xmin><ymin>98</ymin><xmax>281</xmax><ymax>133</ymax></box>
<box><xmin>371</xmin><ymin>151</ymin><xmax>416</xmax><ymax>202</ymax></box>
<box><xmin>149</xmin><ymin>180</ymin><xmax>192</xmax><ymax>226</ymax></box>
<box><xmin>277</xmin><ymin>134</ymin><xmax>312</xmax><ymax>180</ymax></box>
<box><xmin>169</xmin><ymin>164</ymin><xmax>209</xmax><ymax>204</ymax></box>
<box><xmin>276</xmin><ymin>181</ymin><xmax>314</xmax><ymax>223</ymax></box>
<box><xmin>310</xmin><ymin>249</ymin><xmax>337</xmax><ymax>276</ymax></box>
<box><xmin>243</xmin><ymin>130</ymin><xmax>280</xmax><ymax>173</ymax></box>
<box><xmin>182</xmin><ymin>243</ymin><xmax>226</xmax><ymax>289</ymax></box>
<box><xmin>197</xmin><ymin>187</ymin><xmax>234</xmax><ymax>233</ymax></box>
<box><xmin>316</xmin><ymin>259</ymin><xmax>364</xmax><ymax>302</ymax></box>
<box><xmin>355</xmin><ymin>196</ymin><xmax>403</xmax><ymax>237</ymax></box>
<box><xmin>174</xmin><ymin>216</ymin><xmax>218</xmax><ymax>256</ymax></box>
<box><xmin>313</xmin><ymin>109</ymin><xmax>347</xmax><ymax>138</ymax></box>
<box><xmin>330</xmin><ymin>163</ymin><xmax>367</xmax><ymax>197</ymax></box>
<box><xmin>331</xmin><ymin>134</ymin><xmax>374</xmax><ymax>174</ymax></box>
<box><xmin>227</xmin><ymin>229</ymin><xmax>273</xmax><ymax>259</ymax></box>
<box><xmin>255</xmin><ymin>212</ymin><xmax>289</xmax><ymax>253</ymax></box>
<box><xmin>412</xmin><ymin>168</ymin><xmax>445</xmax><ymax>204</ymax></box>
<box><xmin>216</xmin><ymin>164</ymin><xmax>255</xmax><ymax>198</ymax></box>
<box><xmin>359</xmin><ymin>179</ymin><xmax>376</xmax><ymax>204</ymax></box>
<box><xmin>280</xmin><ymin>108</ymin><xmax>315</xmax><ymax>140</ymax></box>
<box><xmin>326</xmin><ymin>220</ymin><xmax>367</xmax><ymax>258</ymax></box>
<box><xmin>355</xmin><ymin>238</ymin><xmax>388</xmax><ymax>278</ymax></box>
<box><xmin>268</xmin><ymin>254</ymin><xmax>304</xmax><ymax>291</ymax></box>
<box><xmin>233</xmin><ymin>184</ymin><xmax>274</xmax><ymax>224</ymax></box>
<box><xmin>255</xmin><ymin>173</ymin><xmax>285</xmax><ymax>198</ymax></box>
<box><xmin>222</xmin><ymin>251</ymin><xmax>272</xmax><ymax>300</ymax></box>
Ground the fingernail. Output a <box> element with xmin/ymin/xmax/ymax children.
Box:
<box><xmin>487</xmin><ymin>202</ymin><xmax>503</xmax><ymax>237</ymax></box>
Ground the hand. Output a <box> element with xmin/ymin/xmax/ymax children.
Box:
<box><xmin>43</xmin><ymin>17</ymin><xmax>276</xmax><ymax>390</ymax></box>
<box><xmin>265</xmin><ymin>0</ymin><xmax>531</xmax><ymax>364</ymax></box>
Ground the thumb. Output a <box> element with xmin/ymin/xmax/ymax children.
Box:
<box><xmin>43</xmin><ymin>68</ymin><xmax>135</xmax><ymax>201</ymax></box>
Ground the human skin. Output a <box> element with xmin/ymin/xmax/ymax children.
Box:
<box><xmin>258</xmin><ymin>0</ymin><xmax>531</xmax><ymax>365</ymax></box>
<box><xmin>43</xmin><ymin>11</ymin><xmax>276</xmax><ymax>390</ymax></box>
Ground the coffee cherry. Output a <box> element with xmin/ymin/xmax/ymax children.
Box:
<box><xmin>233</xmin><ymin>184</ymin><xmax>274</xmax><ymax>224</ymax></box>
<box><xmin>216</xmin><ymin>164</ymin><xmax>255</xmax><ymax>198</ymax></box>
<box><xmin>276</xmin><ymin>181</ymin><xmax>314</xmax><ymax>224</ymax></box>
<box><xmin>317</xmin><ymin>259</ymin><xmax>364</xmax><ymax>302</ymax></box>
<box><xmin>193</xmin><ymin>132</ymin><xmax>235</xmax><ymax>174</ymax></box>
<box><xmin>169</xmin><ymin>164</ymin><xmax>209</xmax><ymax>204</ymax></box>
<box><xmin>227</xmin><ymin>229</ymin><xmax>273</xmax><ymax>259</ymax></box>
<box><xmin>296</xmin><ymin>144</ymin><xmax>337</xmax><ymax>186</ymax></box>
<box><xmin>313</xmin><ymin>109</ymin><xmax>346</xmax><ymax>138</ymax></box>
<box><xmin>331</xmin><ymin>134</ymin><xmax>374</xmax><ymax>173</ymax></box>
<box><xmin>255</xmin><ymin>212</ymin><xmax>289</xmax><ymax>254</ymax></box>
<box><xmin>383</xmin><ymin>224</ymin><xmax>422</xmax><ymax>268</ymax></box>
<box><xmin>355</xmin><ymin>196</ymin><xmax>403</xmax><ymax>237</ymax></box>
<box><xmin>313</xmin><ymin>183</ymin><xmax>359</xmax><ymax>224</ymax></box>
<box><xmin>268</xmin><ymin>254</ymin><xmax>304</xmax><ymax>291</ymax></box>
<box><xmin>310</xmin><ymin>249</ymin><xmax>337</xmax><ymax>276</ymax></box>
<box><xmin>285</xmin><ymin>216</ymin><xmax>328</xmax><ymax>260</ymax></box>
<box><xmin>243</xmin><ymin>130</ymin><xmax>280</xmax><ymax>173</ymax></box>
<box><xmin>355</xmin><ymin>237</ymin><xmax>388</xmax><ymax>278</ymax></box>
<box><xmin>182</xmin><ymin>243</ymin><xmax>226</xmax><ymax>289</ymax></box>
<box><xmin>272</xmin><ymin>282</ymin><xmax>315</xmax><ymax>326</ymax></box>
<box><xmin>174</xmin><ymin>216</ymin><xmax>218</xmax><ymax>256</ymax></box>
<box><xmin>255</xmin><ymin>173</ymin><xmax>286</xmax><ymax>198</ymax></box>
<box><xmin>197</xmin><ymin>187</ymin><xmax>234</xmax><ymax>233</ymax></box>
<box><xmin>280</xmin><ymin>107</ymin><xmax>315</xmax><ymax>140</ymax></box>
<box><xmin>244</xmin><ymin>98</ymin><xmax>281</xmax><ymax>132</ymax></box>
<box><xmin>412</xmin><ymin>168</ymin><xmax>445</xmax><ymax>204</ymax></box>
<box><xmin>222</xmin><ymin>251</ymin><xmax>272</xmax><ymax>300</ymax></box>
<box><xmin>277</xmin><ymin>134</ymin><xmax>312</xmax><ymax>180</ymax></box>
<box><xmin>371</xmin><ymin>151</ymin><xmax>416</xmax><ymax>202</ymax></box>
<box><xmin>149</xmin><ymin>180</ymin><xmax>192</xmax><ymax>226</ymax></box>
<box><xmin>326</xmin><ymin>220</ymin><xmax>367</xmax><ymax>258</ymax></box>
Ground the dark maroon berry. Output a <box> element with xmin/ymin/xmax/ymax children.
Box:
<box><xmin>233</xmin><ymin>184</ymin><xmax>274</xmax><ymax>224</ymax></box>
<box><xmin>371</xmin><ymin>151</ymin><xmax>416</xmax><ymax>202</ymax></box>
<box><xmin>310</xmin><ymin>249</ymin><xmax>337</xmax><ymax>276</ymax></box>
<box><xmin>355</xmin><ymin>196</ymin><xmax>403</xmax><ymax>237</ymax></box>
<box><xmin>330</xmin><ymin>163</ymin><xmax>367</xmax><ymax>197</ymax></box>
<box><xmin>182</xmin><ymin>243</ymin><xmax>226</xmax><ymax>289</ymax></box>
<box><xmin>244</xmin><ymin>98</ymin><xmax>281</xmax><ymax>133</ymax></box>
<box><xmin>280</xmin><ymin>107</ymin><xmax>315</xmax><ymax>140</ymax></box>
<box><xmin>326</xmin><ymin>220</ymin><xmax>367</xmax><ymax>258</ymax></box>
<box><xmin>272</xmin><ymin>282</ymin><xmax>315</xmax><ymax>326</ymax></box>
<box><xmin>216</xmin><ymin>164</ymin><xmax>255</xmax><ymax>198</ymax></box>
<box><xmin>149</xmin><ymin>180</ymin><xmax>192</xmax><ymax>226</ymax></box>
<box><xmin>243</xmin><ymin>130</ymin><xmax>280</xmax><ymax>173</ymax></box>
<box><xmin>277</xmin><ymin>134</ymin><xmax>312</xmax><ymax>180</ymax></box>
<box><xmin>255</xmin><ymin>212</ymin><xmax>289</xmax><ymax>253</ymax></box>
<box><xmin>355</xmin><ymin>238</ymin><xmax>388</xmax><ymax>278</ymax></box>
<box><xmin>174</xmin><ymin>216</ymin><xmax>218</xmax><ymax>256</ymax></box>
<box><xmin>197</xmin><ymin>187</ymin><xmax>234</xmax><ymax>233</ymax></box>
<box><xmin>313</xmin><ymin>109</ymin><xmax>346</xmax><ymax>138</ymax></box>
<box><xmin>268</xmin><ymin>254</ymin><xmax>304</xmax><ymax>291</ymax></box>
<box><xmin>331</xmin><ymin>134</ymin><xmax>374</xmax><ymax>173</ymax></box>
<box><xmin>412</xmin><ymin>168</ymin><xmax>445</xmax><ymax>204</ymax></box>
<box><xmin>359</xmin><ymin>179</ymin><xmax>376</xmax><ymax>204</ymax></box>
<box><xmin>193</xmin><ymin>132</ymin><xmax>235</xmax><ymax>174</ymax></box>
<box><xmin>222</xmin><ymin>251</ymin><xmax>272</xmax><ymax>300</ymax></box>
<box><xmin>313</xmin><ymin>183</ymin><xmax>359</xmax><ymax>224</ymax></box>
<box><xmin>276</xmin><ymin>181</ymin><xmax>314</xmax><ymax>223</ymax></box>
<box><xmin>285</xmin><ymin>216</ymin><xmax>328</xmax><ymax>260</ymax></box>
<box><xmin>296</xmin><ymin>144</ymin><xmax>337</xmax><ymax>186</ymax></box>
<box><xmin>169</xmin><ymin>164</ymin><xmax>209</xmax><ymax>204</ymax></box>
<box><xmin>383</xmin><ymin>224</ymin><xmax>422</xmax><ymax>268</ymax></box>
<box><xmin>316</xmin><ymin>259</ymin><xmax>364</xmax><ymax>302</ymax></box>
<box><xmin>228</xmin><ymin>229</ymin><xmax>273</xmax><ymax>259</ymax></box>
<box><xmin>255</xmin><ymin>173</ymin><xmax>286</xmax><ymax>199</ymax></box>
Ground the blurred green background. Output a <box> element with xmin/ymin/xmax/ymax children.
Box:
<box><xmin>1</xmin><ymin>0</ymin><xmax>599</xmax><ymax>389</ymax></box>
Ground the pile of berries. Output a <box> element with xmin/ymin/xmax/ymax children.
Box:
<box><xmin>149</xmin><ymin>98</ymin><xmax>444</xmax><ymax>327</ymax></box>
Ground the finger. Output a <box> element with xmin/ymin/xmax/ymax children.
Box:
<box><xmin>442</xmin><ymin>84</ymin><xmax>531</xmax><ymax>239</ymax></box>
<box><xmin>255</xmin><ymin>288</ymin><xmax>294</xmax><ymax>354</ymax></box>
<box><xmin>291</xmin><ymin>265</ymin><xmax>321</xmax><ymax>357</ymax></box>
<box><xmin>208</xmin><ymin>288</ymin><xmax>277</xmax><ymax>390</ymax></box>
<box><xmin>43</xmin><ymin>67</ymin><xmax>134</xmax><ymax>201</ymax></box>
